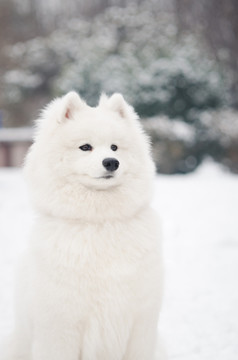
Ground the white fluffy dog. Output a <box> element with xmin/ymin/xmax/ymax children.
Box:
<box><xmin>1</xmin><ymin>92</ymin><xmax>164</xmax><ymax>360</ymax></box>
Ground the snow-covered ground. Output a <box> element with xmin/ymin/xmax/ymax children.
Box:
<box><xmin>0</xmin><ymin>161</ymin><xmax>237</xmax><ymax>359</ymax></box>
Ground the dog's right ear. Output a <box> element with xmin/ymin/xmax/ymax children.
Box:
<box><xmin>59</xmin><ymin>91</ymin><xmax>86</xmax><ymax>123</ymax></box>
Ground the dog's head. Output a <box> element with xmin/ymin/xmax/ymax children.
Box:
<box><xmin>25</xmin><ymin>92</ymin><xmax>155</xmax><ymax>221</ymax></box>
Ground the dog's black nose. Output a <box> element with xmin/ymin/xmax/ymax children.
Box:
<box><xmin>102</xmin><ymin>158</ymin><xmax>120</xmax><ymax>172</ymax></box>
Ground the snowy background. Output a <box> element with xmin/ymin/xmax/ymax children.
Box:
<box><xmin>0</xmin><ymin>160</ymin><xmax>237</xmax><ymax>359</ymax></box>
<box><xmin>0</xmin><ymin>1</ymin><xmax>238</xmax><ymax>357</ymax></box>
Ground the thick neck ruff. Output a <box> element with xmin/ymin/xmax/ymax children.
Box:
<box><xmin>29</xmin><ymin>171</ymin><xmax>154</xmax><ymax>223</ymax></box>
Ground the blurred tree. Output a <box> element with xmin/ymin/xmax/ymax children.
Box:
<box><xmin>174</xmin><ymin>0</ymin><xmax>238</xmax><ymax>107</ymax></box>
<box><xmin>2</xmin><ymin>2</ymin><xmax>228</xmax><ymax>127</ymax></box>
<box><xmin>0</xmin><ymin>0</ymin><xmax>44</xmax><ymax>48</ymax></box>
<box><xmin>1</xmin><ymin>0</ymin><xmax>237</xmax><ymax>173</ymax></box>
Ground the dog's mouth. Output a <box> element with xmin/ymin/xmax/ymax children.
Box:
<box><xmin>79</xmin><ymin>173</ymin><xmax>121</xmax><ymax>191</ymax></box>
<box><xmin>97</xmin><ymin>174</ymin><xmax>114</xmax><ymax>180</ymax></box>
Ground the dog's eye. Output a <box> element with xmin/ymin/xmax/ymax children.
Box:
<box><xmin>79</xmin><ymin>144</ymin><xmax>92</xmax><ymax>151</ymax></box>
<box><xmin>111</xmin><ymin>144</ymin><xmax>118</xmax><ymax>151</ymax></box>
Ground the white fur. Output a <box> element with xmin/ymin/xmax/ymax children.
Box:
<box><xmin>1</xmin><ymin>92</ymin><xmax>165</xmax><ymax>360</ymax></box>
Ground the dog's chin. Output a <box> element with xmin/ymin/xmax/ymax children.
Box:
<box><xmin>79</xmin><ymin>174</ymin><xmax>121</xmax><ymax>191</ymax></box>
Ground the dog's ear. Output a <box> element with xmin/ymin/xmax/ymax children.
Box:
<box><xmin>107</xmin><ymin>93</ymin><xmax>137</xmax><ymax>121</ymax></box>
<box><xmin>59</xmin><ymin>91</ymin><xmax>86</xmax><ymax>123</ymax></box>
<box><xmin>107</xmin><ymin>93</ymin><xmax>129</xmax><ymax>119</ymax></box>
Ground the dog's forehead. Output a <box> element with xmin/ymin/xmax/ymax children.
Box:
<box><xmin>66</xmin><ymin>107</ymin><xmax>129</xmax><ymax>143</ymax></box>
<box><xmin>82</xmin><ymin>106</ymin><xmax>122</xmax><ymax>125</ymax></box>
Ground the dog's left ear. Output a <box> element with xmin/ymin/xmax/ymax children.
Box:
<box><xmin>107</xmin><ymin>93</ymin><xmax>136</xmax><ymax>120</ymax></box>
<box><xmin>59</xmin><ymin>91</ymin><xmax>86</xmax><ymax>123</ymax></box>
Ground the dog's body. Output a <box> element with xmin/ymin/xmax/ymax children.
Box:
<box><xmin>1</xmin><ymin>92</ymin><xmax>164</xmax><ymax>360</ymax></box>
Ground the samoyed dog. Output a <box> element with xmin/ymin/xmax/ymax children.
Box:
<box><xmin>1</xmin><ymin>92</ymin><xmax>164</xmax><ymax>360</ymax></box>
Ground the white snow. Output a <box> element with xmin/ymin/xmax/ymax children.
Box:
<box><xmin>0</xmin><ymin>161</ymin><xmax>238</xmax><ymax>359</ymax></box>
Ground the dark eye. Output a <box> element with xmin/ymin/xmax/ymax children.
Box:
<box><xmin>79</xmin><ymin>144</ymin><xmax>92</xmax><ymax>151</ymax></box>
<box><xmin>111</xmin><ymin>144</ymin><xmax>118</xmax><ymax>151</ymax></box>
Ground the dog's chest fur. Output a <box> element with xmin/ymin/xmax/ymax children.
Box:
<box><xmin>27</xmin><ymin>208</ymin><xmax>161</xmax><ymax>320</ymax></box>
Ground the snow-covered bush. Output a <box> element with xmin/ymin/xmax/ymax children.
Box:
<box><xmin>3</xmin><ymin>3</ymin><xmax>228</xmax><ymax>120</ymax></box>
<box><xmin>2</xmin><ymin>3</ymin><xmax>236</xmax><ymax>173</ymax></box>
<box><xmin>142</xmin><ymin>116</ymin><xmax>198</xmax><ymax>174</ymax></box>
<box><xmin>197</xmin><ymin>109</ymin><xmax>238</xmax><ymax>172</ymax></box>
<box><xmin>142</xmin><ymin>110</ymin><xmax>238</xmax><ymax>174</ymax></box>
<box><xmin>53</xmin><ymin>5</ymin><xmax>228</xmax><ymax>121</ymax></box>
